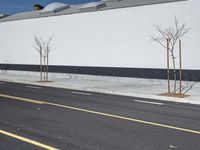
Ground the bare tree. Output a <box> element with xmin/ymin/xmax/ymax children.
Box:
<box><xmin>44</xmin><ymin>36</ymin><xmax>53</xmax><ymax>81</ymax></box>
<box><xmin>151</xmin><ymin>17</ymin><xmax>190</xmax><ymax>95</ymax></box>
<box><xmin>34</xmin><ymin>35</ymin><xmax>43</xmax><ymax>82</ymax></box>
<box><xmin>33</xmin><ymin>35</ymin><xmax>54</xmax><ymax>82</ymax></box>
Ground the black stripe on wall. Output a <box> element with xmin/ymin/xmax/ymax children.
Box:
<box><xmin>0</xmin><ymin>64</ymin><xmax>199</xmax><ymax>81</ymax></box>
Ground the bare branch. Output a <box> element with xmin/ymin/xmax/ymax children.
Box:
<box><xmin>151</xmin><ymin>36</ymin><xmax>167</xmax><ymax>49</ymax></box>
<box><xmin>183</xmin><ymin>82</ymin><xmax>196</xmax><ymax>94</ymax></box>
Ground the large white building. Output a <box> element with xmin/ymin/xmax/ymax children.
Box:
<box><xmin>0</xmin><ymin>0</ymin><xmax>199</xmax><ymax>81</ymax></box>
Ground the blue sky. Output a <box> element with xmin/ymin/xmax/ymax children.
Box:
<box><xmin>0</xmin><ymin>0</ymin><xmax>99</xmax><ymax>15</ymax></box>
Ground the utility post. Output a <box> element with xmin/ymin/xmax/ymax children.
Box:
<box><xmin>179</xmin><ymin>39</ymin><xmax>182</xmax><ymax>94</ymax></box>
<box><xmin>167</xmin><ymin>39</ymin><xmax>170</xmax><ymax>94</ymax></box>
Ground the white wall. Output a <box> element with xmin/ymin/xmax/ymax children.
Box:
<box><xmin>0</xmin><ymin>0</ymin><xmax>199</xmax><ymax>69</ymax></box>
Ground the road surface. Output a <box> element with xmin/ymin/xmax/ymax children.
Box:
<box><xmin>0</xmin><ymin>81</ymin><xmax>200</xmax><ymax>150</ymax></box>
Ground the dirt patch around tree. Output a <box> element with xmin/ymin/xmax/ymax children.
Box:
<box><xmin>160</xmin><ymin>93</ymin><xmax>189</xmax><ymax>98</ymax></box>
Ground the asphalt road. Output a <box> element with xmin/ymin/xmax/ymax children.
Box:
<box><xmin>0</xmin><ymin>81</ymin><xmax>200</xmax><ymax>150</ymax></box>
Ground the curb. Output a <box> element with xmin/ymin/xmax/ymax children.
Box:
<box><xmin>1</xmin><ymin>78</ymin><xmax>200</xmax><ymax>106</ymax></box>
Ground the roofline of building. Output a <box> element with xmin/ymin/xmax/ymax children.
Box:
<box><xmin>0</xmin><ymin>0</ymin><xmax>187</xmax><ymax>23</ymax></box>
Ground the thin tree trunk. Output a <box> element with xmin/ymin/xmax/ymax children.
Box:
<box><xmin>43</xmin><ymin>57</ymin><xmax>46</xmax><ymax>81</ymax></box>
<box><xmin>40</xmin><ymin>52</ymin><xmax>42</xmax><ymax>82</ymax></box>
<box><xmin>171</xmin><ymin>54</ymin><xmax>177</xmax><ymax>93</ymax></box>
<box><xmin>179</xmin><ymin>39</ymin><xmax>182</xmax><ymax>94</ymax></box>
<box><xmin>167</xmin><ymin>39</ymin><xmax>170</xmax><ymax>94</ymax></box>
<box><xmin>46</xmin><ymin>51</ymin><xmax>49</xmax><ymax>81</ymax></box>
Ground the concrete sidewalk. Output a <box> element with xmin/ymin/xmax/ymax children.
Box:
<box><xmin>0</xmin><ymin>71</ymin><xmax>200</xmax><ymax>105</ymax></box>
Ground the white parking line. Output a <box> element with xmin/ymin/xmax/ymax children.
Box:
<box><xmin>26</xmin><ymin>86</ymin><xmax>42</xmax><ymax>89</ymax></box>
<box><xmin>134</xmin><ymin>100</ymin><xmax>164</xmax><ymax>105</ymax></box>
<box><xmin>71</xmin><ymin>91</ymin><xmax>92</xmax><ymax>96</ymax></box>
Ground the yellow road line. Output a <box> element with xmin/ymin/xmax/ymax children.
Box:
<box><xmin>0</xmin><ymin>94</ymin><xmax>45</xmax><ymax>104</ymax></box>
<box><xmin>47</xmin><ymin>102</ymin><xmax>200</xmax><ymax>135</ymax></box>
<box><xmin>0</xmin><ymin>129</ymin><xmax>58</xmax><ymax>150</ymax></box>
<box><xmin>1</xmin><ymin>93</ymin><xmax>200</xmax><ymax>135</ymax></box>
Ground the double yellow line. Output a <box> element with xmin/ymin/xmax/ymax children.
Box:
<box><xmin>0</xmin><ymin>93</ymin><xmax>200</xmax><ymax>149</ymax></box>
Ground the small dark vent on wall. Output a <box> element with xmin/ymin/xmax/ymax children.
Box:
<box><xmin>34</xmin><ymin>4</ymin><xmax>44</xmax><ymax>11</ymax></box>
<box><xmin>79</xmin><ymin>2</ymin><xmax>107</xmax><ymax>12</ymax></box>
